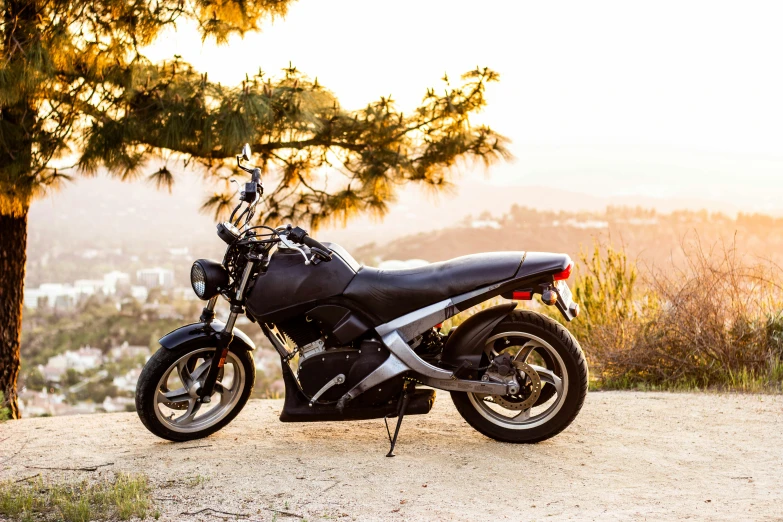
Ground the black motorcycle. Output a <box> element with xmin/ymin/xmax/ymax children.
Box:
<box><xmin>135</xmin><ymin>144</ymin><xmax>588</xmax><ymax>455</ymax></box>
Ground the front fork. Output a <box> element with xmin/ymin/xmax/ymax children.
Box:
<box><xmin>198</xmin><ymin>260</ymin><xmax>256</xmax><ymax>402</ymax></box>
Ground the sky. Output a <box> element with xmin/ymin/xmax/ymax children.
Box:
<box><xmin>139</xmin><ymin>0</ymin><xmax>783</xmax><ymax>215</ymax></box>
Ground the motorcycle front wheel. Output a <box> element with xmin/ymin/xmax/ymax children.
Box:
<box><xmin>135</xmin><ymin>345</ymin><xmax>255</xmax><ymax>442</ymax></box>
<box><xmin>451</xmin><ymin>309</ymin><xmax>588</xmax><ymax>443</ymax></box>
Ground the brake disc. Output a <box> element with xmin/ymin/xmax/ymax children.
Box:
<box><xmin>162</xmin><ymin>396</ymin><xmax>189</xmax><ymax>410</ymax></box>
<box><xmin>489</xmin><ymin>360</ymin><xmax>542</xmax><ymax>411</ymax></box>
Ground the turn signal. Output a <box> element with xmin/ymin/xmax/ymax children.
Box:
<box><xmin>553</xmin><ymin>263</ymin><xmax>573</xmax><ymax>281</ymax></box>
<box><xmin>542</xmin><ymin>289</ymin><xmax>558</xmax><ymax>305</ymax></box>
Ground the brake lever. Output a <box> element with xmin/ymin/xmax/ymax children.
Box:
<box><xmin>309</xmin><ymin>246</ymin><xmax>331</xmax><ymax>262</ymax></box>
<box><xmin>278</xmin><ymin>232</ymin><xmax>312</xmax><ymax>265</ymax></box>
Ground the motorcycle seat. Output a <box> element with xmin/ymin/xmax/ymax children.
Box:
<box><xmin>343</xmin><ymin>252</ymin><xmax>525</xmax><ymax>324</ymax></box>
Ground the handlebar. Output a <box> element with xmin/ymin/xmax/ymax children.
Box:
<box><xmin>232</xmin><ymin>145</ymin><xmax>331</xmax><ymax>264</ymax></box>
<box><xmin>286</xmin><ymin>226</ymin><xmax>332</xmax><ymax>262</ymax></box>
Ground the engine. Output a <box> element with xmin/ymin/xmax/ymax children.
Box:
<box><xmin>276</xmin><ymin>315</ymin><xmax>403</xmax><ymax>406</ymax></box>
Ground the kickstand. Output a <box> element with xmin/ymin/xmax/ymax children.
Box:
<box><xmin>384</xmin><ymin>383</ymin><xmax>412</xmax><ymax>457</ymax></box>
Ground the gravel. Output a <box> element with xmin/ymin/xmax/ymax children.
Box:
<box><xmin>1</xmin><ymin>391</ymin><xmax>782</xmax><ymax>521</ymax></box>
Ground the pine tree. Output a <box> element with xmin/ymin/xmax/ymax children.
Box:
<box><xmin>0</xmin><ymin>0</ymin><xmax>509</xmax><ymax>417</ymax></box>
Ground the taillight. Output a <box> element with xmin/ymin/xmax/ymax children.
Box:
<box><xmin>554</xmin><ymin>263</ymin><xmax>573</xmax><ymax>281</ymax></box>
<box><xmin>512</xmin><ymin>290</ymin><xmax>532</xmax><ymax>300</ymax></box>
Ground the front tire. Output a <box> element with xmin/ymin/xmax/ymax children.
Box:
<box><xmin>451</xmin><ymin>310</ymin><xmax>588</xmax><ymax>443</ymax></box>
<box><xmin>136</xmin><ymin>344</ymin><xmax>255</xmax><ymax>442</ymax></box>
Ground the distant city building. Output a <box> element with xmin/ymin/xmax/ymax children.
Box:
<box><xmin>172</xmin><ymin>286</ymin><xmax>199</xmax><ymax>301</ymax></box>
<box><xmin>18</xmin><ymin>389</ymin><xmax>70</xmax><ymax>417</ymax></box>
<box><xmin>103</xmin><ymin>271</ymin><xmax>131</xmax><ymax>291</ymax></box>
<box><xmin>471</xmin><ymin>219</ymin><xmax>502</xmax><ymax>229</ymax></box>
<box><xmin>19</xmin><ymin>389</ymin><xmax>98</xmax><ymax>416</ymax></box>
<box><xmin>24</xmin><ymin>283</ymin><xmax>78</xmax><ymax>310</ymax></box>
<box><xmin>130</xmin><ymin>285</ymin><xmax>149</xmax><ymax>302</ymax></box>
<box><xmin>136</xmin><ymin>267</ymin><xmax>175</xmax><ymax>289</ymax></box>
<box><xmin>24</xmin><ymin>271</ymin><xmax>133</xmax><ymax>309</ymax></box>
<box><xmin>101</xmin><ymin>396</ymin><xmax>135</xmax><ymax>413</ymax></box>
<box><xmin>109</xmin><ymin>342</ymin><xmax>150</xmax><ymax>362</ymax></box>
<box><xmin>74</xmin><ymin>279</ymin><xmax>106</xmax><ymax>295</ymax></box>
<box><xmin>167</xmin><ymin>247</ymin><xmax>190</xmax><ymax>257</ymax></box>
<box><xmin>40</xmin><ymin>346</ymin><xmax>104</xmax><ymax>381</ymax></box>
<box><xmin>551</xmin><ymin>219</ymin><xmax>610</xmax><ymax>229</ymax></box>
<box><xmin>112</xmin><ymin>368</ymin><xmax>143</xmax><ymax>394</ymax></box>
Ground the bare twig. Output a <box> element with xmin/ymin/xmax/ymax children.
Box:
<box><xmin>14</xmin><ymin>473</ymin><xmax>40</xmax><ymax>483</ymax></box>
<box><xmin>175</xmin><ymin>444</ymin><xmax>213</xmax><ymax>451</ymax></box>
<box><xmin>0</xmin><ymin>439</ymin><xmax>28</xmax><ymax>465</ymax></box>
<box><xmin>321</xmin><ymin>481</ymin><xmax>340</xmax><ymax>493</ymax></box>
<box><xmin>24</xmin><ymin>462</ymin><xmax>113</xmax><ymax>472</ymax></box>
<box><xmin>180</xmin><ymin>507</ymin><xmax>303</xmax><ymax>519</ymax></box>
<box><xmin>181</xmin><ymin>508</ymin><xmax>249</xmax><ymax>517</ymax></box>
<box><xmin>262</xmin><ymin>508</ymin><xmax>304</xmax><ymax>519</ymax></box>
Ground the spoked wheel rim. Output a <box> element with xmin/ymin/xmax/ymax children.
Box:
<box><xmin>153</xmin><ymin>348</ymin><xmax>246</xmax><ymax>433</ymax></box>
<box><xmin>468</xmin><ymin>332</ymin><xmax>569</xmax><ymax>430</ymax></box>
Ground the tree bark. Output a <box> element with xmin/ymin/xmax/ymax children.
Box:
<box><xmin>1</xmin><ymin>0</ymin><xmax>39</xmax><ymax>419</ymax></box>
<box><xmin>0</xmin><ymin>210</ymin><xmax>27</xmax><ymax>419</ymax></box>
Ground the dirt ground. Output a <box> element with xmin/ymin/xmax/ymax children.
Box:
<box><xmin>1</xmin><ymin>392</ymin><xmax>782</xmax><ymax>521</ymax></box>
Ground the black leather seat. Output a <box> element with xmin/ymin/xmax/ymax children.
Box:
<box><xmin>343</xmin><ymin>252</ymin><xmax>524</xmax><ymax>323</ymax></box>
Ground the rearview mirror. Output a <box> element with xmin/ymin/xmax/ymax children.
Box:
<box><xmin>241</xmin><ymin>143</ymin><xmax>251</xmax><ymax>161</ymax></box>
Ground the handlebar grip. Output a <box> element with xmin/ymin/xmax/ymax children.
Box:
<box><xmin>302</xmin><ymin>236</ymin><xmax>332</xmax><ymax>261</ymax></box>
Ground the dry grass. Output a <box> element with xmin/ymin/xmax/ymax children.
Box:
<box><xmin>566</xmin><ymin>238</ymin><xmax>783</xmax><ymax>391</ymax></box>
<box><xmin>0</xmin><ymin>473</ymin><xmax>156</xmax><ymax>522</ymax></box>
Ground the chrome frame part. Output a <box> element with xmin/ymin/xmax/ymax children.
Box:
<box><xmin>338</xmin><ymin>353</ymin><xmax>409</xmax><ymax>407</ymax></box>
<box><xmin>380</xmin><ymin>330</ymin><xmax>453</xmax><ymax>380</ymax></box>
<box><xmin>417</xmin><ymin>376</ymin><xmax>516</xmax><ymax>395</ymax></box>
<box><xmin>375</xmin><ymin>298</ymin><xmax>456</xmax><ymax>341</ymax></box>
<box><xmin>339</xmin><ymin>296</ymin><xmax>525</xmax><ymax>404</ymax></box>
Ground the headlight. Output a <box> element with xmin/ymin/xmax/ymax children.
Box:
<box><xmin>190</xmin><ymin>259</ymin><xmax>229</xmax><ymax>300</ymax></box>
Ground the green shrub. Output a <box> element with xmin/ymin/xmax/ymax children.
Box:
<box><xmin>0</xmin><ymin>392</ymin><xmax>10</xmax><ymax>421</ymax></box>
<box><xmin>566</xmin><ymin>241</ymin><xmax>657</xmax><ymax>365</ymax></box>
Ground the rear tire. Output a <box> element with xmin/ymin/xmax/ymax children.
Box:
<box><xmin>136</xmin><ymin>344</ymin><xmax>255</xmax><ymax>442</ymax></box>
<box><xmin>451</xmin><ymin>310</ymin><xmax>588</xmax><ymax>443</ymax></box>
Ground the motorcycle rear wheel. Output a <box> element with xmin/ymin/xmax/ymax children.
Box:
<box><xmin>451</xmin><ymin>309</ymin><xmax>588</xmax><ymax>443</ymax></box>
<box><xmin>136</xmin><ymin>345</ymin><xmax>255</xmax><ymax>442</ymax></box>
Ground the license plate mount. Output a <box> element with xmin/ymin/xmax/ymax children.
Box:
<box><xmin>554</xmin><ymin>280</ymin><xmax>578</xmax><ymax>321</ymax></box>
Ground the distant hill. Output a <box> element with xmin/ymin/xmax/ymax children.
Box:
<box><xmin>352</xmin><ymin>206</ymin><xmax>783</xmax><ymax>270</ymax></box>
<box><xmin>26</xmin><ymin>173</ymin><xmax>783</xmax><ymax>285</ymax></box>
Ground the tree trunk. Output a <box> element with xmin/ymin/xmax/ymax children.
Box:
<box><xmin>0</xmin><ymin>209</ymin><xmax>27</xmax><ymax>419</ymax></box>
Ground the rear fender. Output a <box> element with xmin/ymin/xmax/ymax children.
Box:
<box><xmin>439</xmin><ymin>303</ymin><xmax>517</xmax><ymax>376</ymax></box>
<box><xmin>159</xmin><ymin>321</ymin><xmax>256</xmax><ymax>352</ymax></box>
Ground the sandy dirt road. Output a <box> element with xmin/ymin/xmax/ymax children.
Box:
<box><xmin>1</xmin><ymin>392</ymin><xmax>782</xmax><ymax>521</ymax></box>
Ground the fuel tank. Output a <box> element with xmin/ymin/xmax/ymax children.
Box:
<box><xmin>245</xmin><ymin>244</ymin><xmax>359</xmax><ymax>323</ymax></box>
